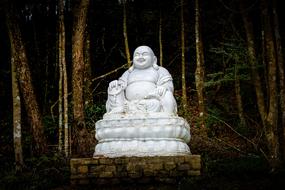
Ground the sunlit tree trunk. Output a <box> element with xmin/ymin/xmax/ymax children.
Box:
<box><xmin>10</xmin><ymin>35</ymin><xmax>23</xmax><ymax>172</ymax></box>
<box><xmin>194</xmin><ymin>0</ymin><xmax>206</xmax><ymax>123</ymax></box>
<box><xmin>63</xmin><ymin>53</ymin><xmax>69</xmax><ymax>157</ymax></box>
<box><xmin>272</xmin><ymin>0</ymin><xmax>285</xmax><ymax>160</ymax></box>
<box><xmin>123</xmin><ymin>2</ymin><xmax>131</xmax><ymax>68</ymax></box>
<box><xmin>58</xmin><ymin>40</ymin><xmax>63</xmax><ymax>153</ymax></box>
<box><xmin>6</xmin><ymin>8</ymin><xmax>47</xmax><ymax>155</ymax></box>
<box><xmin>159</xmin><ymin>4</ymin><xmax>163</xmax><ymax>67</ymax></box>
<box><xmin>58</xmin><ymin>0</ymin><xmax>69</xmax><ymax>157</ymax></box>
<box><xmin>62</xmin><ymin>1</ymin><xmax>69</xmax><ymax>158</ymax></box>
<box><xmin>72</xmin><ymin>0</ymin><xmax>92</xmax><ymax>156</ymax></box>
<box><xmin>180</xmin><ymin>0</ymin><xmax>188</xmax><ymax>112</ymax></box>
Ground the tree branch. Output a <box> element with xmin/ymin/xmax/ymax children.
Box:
<box><xmin>91</xmin><ymin>63</ymin><xmax>128</xmax><ymax>82</ymax></box>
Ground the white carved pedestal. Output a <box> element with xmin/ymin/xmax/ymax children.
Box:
<box><xmin>94</xmin><ymin>113</ymin><xmax>191</xmax><ymax>157</ymax></box>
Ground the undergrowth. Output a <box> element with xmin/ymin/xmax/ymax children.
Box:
<box><xmin>0</xmin><ymin>154</ymin><xmax>70</xmax><ymax>190</ymax></box>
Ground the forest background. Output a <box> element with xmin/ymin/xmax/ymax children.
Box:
<box><xmin>0</xmin><ymin>0</ymin><xmax>285</xmax><ymax>189</ymax></box>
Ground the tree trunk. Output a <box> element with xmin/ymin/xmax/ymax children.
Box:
<box><xmin>235</xmin><ymin>65</ymin><xmax>246</xmax><ymax>127</ymax></box>
<box><xmin>180</xmin><ymin>0</ymin><xmax>188</xmax><ymax>112</ymax></box>
<box><xmin>63</xmin><ymin>60</ymin><xmax>69</xmax><ymax>157</ymax></box>
<box><xmin>72</xmin><ymin>0</ymin><xmax>92</xmax><ymax>156</ymax></box>
<box><xmin>261</xmin><ymin>0</ymin><xmax>280</xmax><ymax>169</ymax></box>
<box><xmin>58</xmin><ymin>0</ymin><xmax>69</xmax><ymax>156</ymax></box>
<box><xmin>6</xmin><ymin>8</ymin><xmax>47</xmax><ymax>155</ymax></box>
<box><xmin>43</xmin><ymin>4</ymin><xmax>50</xmax><ymax>113</ymax></box>
<box><xmin>272</xmin><ymin>0</ymin><xmax>285</xmax><ymax>161</ymax></box>
<box><xmin>58</xmin><ymin>40</ymin><xmax>63</xmax><ymax>153</ymax></box>
<box><xmin>63</xmin><ymin>59</ymin><xmax>69</xmax><ymax>157</ymax></box>
<box><xmin>84</xmin><ymin>30</ymin><xmax>93</xmax><ymax>106</ymax></box>
<box><xmin>123</xmin><ymin>2</ymin><xmax>131</xmax><ymax>68</ymax></box>
<box><xmin>159</xmin><ymin>5</ymin><xmax>163</xmax><ymax>67</ymax></box>
<box><xmin>194</xmin><ymin>0</ymin><xmax>206</xmax><ymax>123</ymax></box>
<box><xmin>10</xmin><ymin>34</ymin><xmax>24</xmax><ymax>172</ymax></box>
<box><xmin>240</xmin><ymin>0</ymin><xmax>280</xmax><ymax>169</ymax></box>
<box><xmin>240</xmin><ymin>1</ymin><xmax>266</xmax><ymax>125</ymax></box>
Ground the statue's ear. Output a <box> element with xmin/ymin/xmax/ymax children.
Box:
<box><xmin>153</xmin><ymin>56</ymin><xmax>159</xmax><ymax>70</ymax></box>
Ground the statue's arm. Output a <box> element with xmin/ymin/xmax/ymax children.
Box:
<box><xmin>157</xmin><ymin>67</ymin><xmax>174</xmax><ymax>93</ymax></box>
<box><xmin>118</xmin><ymin>70</ymin><xmax>129</xmax><ymax>89</ymax></box>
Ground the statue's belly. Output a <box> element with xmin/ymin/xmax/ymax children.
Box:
<box><xmin>126</xmin><ymin>82</ymin><xmax>156</xmax><ymax>100</ymax></box>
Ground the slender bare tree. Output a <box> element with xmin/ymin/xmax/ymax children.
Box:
<box><xmin>9</xmin><ymin>31</ymin><xmax>24</xmax><ymax>172</ymax></box>
<box><xmin>58</xmin><ymin>41</ymin><xmax>63</xmax><ymax>153</ymax></box>
<box><xmin>58</xmin><ymin>0</ymin><xmax>69</xmax><ymax>156</ymax></box>
<box><xmin>122</xmin><ymin>1</ymin><xmax>131</xmax><ymax>68</ymax></box>
<box><xmin>194</xmin><ymin>0</ymin><xmax>206</xmax><ymax>123</ymax></box>
<box><xmin>180</xmin><ymin>0</ymin><xmax>188</xmax><ymax>112</ymax></box>
<box><xmin>159</xmin><ymin>1</ymin><xmax>163</xmax><ymax>66</ymax></box>
<box><xmin>234</xmin><ymin>65</ymin><xmax>246</xmax><ymax>127</ymax></box>
<box><xmin>272</xmin><ymin>0</ymin><xmax>285</xmax><ymax>159</ymax></box>
<box><xmin>260</xmin><ymin>0</ymin><xmax>279</xmax><ymax>169</ymax></box>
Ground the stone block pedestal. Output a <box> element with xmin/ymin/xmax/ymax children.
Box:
<box><xmin>70</xmin><ymin>155</ymin><xmax>201</xmax><ymax>186</ymax></box>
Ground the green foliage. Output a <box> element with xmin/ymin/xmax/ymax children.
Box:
<box><xmin>85</xmin><ymin>103</ymin><xmax>106</xmax><ymax>120</ymax></box>
<box><xmin>43</xmin><ymin>115</ymin><xmax>58</xmax><ymax>145</ymax></box>
<box><xmin>205</xmin><ymin>156</ymin><xmax>268</xmax><ymax>176</ymax></box>
<box><xmin>178</xmin><ymin>153</ymin><xmax>279</xmax><ymax>190</ymax></box>
<box><xmin>85</xmin><ymin>103</ymin><xmax>106</xmax><ymax>130</ymax></box>
<box><xmin>0</xmin><ymin>117</ymin><xmax>13</xmax><ymax>154</ymax></box>
<box><xmin>205</xmin><ymin>66</ymin><xmax>251</xmax><ymax>88</ymax></box>
<box><xmin>205</xmin><ymin>107</ymin><xmax>225</xmax><ymax>129</ymax></box>
<box><xmin>0</xmin><ymin>154</ymin><xmax>69</xmax><ymax>190</ymax></box>
<box><xmin>206</xmin><ymin>40</ymin><xmax>251</xmax><ymax>88</ymax></box>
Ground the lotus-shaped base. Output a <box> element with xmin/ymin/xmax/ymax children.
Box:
<box><xmin>94</xmin><ymin>113</ymin><xmax>191</xmax><ymax>157</ymax></box>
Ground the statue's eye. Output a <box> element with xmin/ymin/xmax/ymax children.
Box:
<box><xmin>142</xmin><ymin>52</ymin><xmax>149</xmax><ymax>56</ymax></box>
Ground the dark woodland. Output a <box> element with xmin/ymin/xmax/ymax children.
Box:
<box><xmin>0</xmin><ymin>0</ymin><xmax>285</xmax><ymax>189</ymax></box>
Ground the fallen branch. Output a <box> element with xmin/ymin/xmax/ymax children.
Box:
<box><xmin>208</xmin><ymin>113</ymin><xmax>255</xmax><ymax>146</ymax></box>
<box><xmin>207</xmin><ymin>113</ymin><xmax>268</xmax><ymax>161</ymax></box>
<box><xmin>92</xmin><ymin>79</ymin><xmax>104</xmax><ymax>94</ymax></box>
<box><xmin>214</xmin><ymin>137</ymin><xmax>247</xmax><ymax>155</ymax></box>
<box><xmin>91</xmin><ymin>63</ymin><xmax>128</xmax><ymax>82</ymax></box>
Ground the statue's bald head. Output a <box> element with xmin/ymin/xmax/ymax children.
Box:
<box><xmin>134</xmin><ymin>46</ymin><xmax>155</xmax><ymax>57</ymax></box>
<box><xmin>130</xmin><ymin>45</ymin><xmax>158</xmax><ymax>71</ymax></box>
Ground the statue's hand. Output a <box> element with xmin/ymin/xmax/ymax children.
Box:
<box><xmin>108</xmin><ymin>80</ymin><xmax>125</xmax><ymax>94</ymax></box>
<box><xmin>144</xmin><ymin>86</ymin><xmax>167</xmax><ymax>100</ymax></box>
<box><xmin>109</xmin><ymin>80</ymin><xmax>118</xmax><ymax>89</ymax></box>
<box><xmin>156</xmin><ymin>86</ymin><xmax>167</xmax><ymax>97</ymax></box>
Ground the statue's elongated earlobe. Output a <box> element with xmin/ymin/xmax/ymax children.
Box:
<box><xmin>128</xmin><ymin>65</ymin><xmax>134</xmax><ymax>72</ymax></box>
<box><xmin>153</xmin><ymin>56</ymin><xmax>159</xmax><ymax>70</ymax></box>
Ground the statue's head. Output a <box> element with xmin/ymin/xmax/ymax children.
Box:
<box><xmin>129</xmin><ymin>46</ymin><xmax>158</xmax><ymax>71</ymax></box>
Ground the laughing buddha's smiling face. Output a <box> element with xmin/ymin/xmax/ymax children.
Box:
<box><xmin>133</xmin><ymin>46</ymin><xmax>155</xmax><ymax>69</ymax></box>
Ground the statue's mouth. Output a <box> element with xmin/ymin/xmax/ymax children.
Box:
<box><xmin>137</xmin><ymin>58</ymin><xmax>145</xmax><ymax>62</ymax></box>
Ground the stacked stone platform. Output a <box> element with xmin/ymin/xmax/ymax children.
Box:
<box><xmin>70</xmin><ymin>155</ymin><xmax>201</xmax><ymax>186</ymax></box>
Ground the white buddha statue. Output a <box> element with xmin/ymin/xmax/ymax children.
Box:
<box><xmin>106</xmin><ymin>45</ymin><xmax>177</xmax><ymax>115</ymax></box>
<box><xmin>94</xmin><ymin>46</ymin><xmax>191</xmax><ymax>157</ymax></box>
